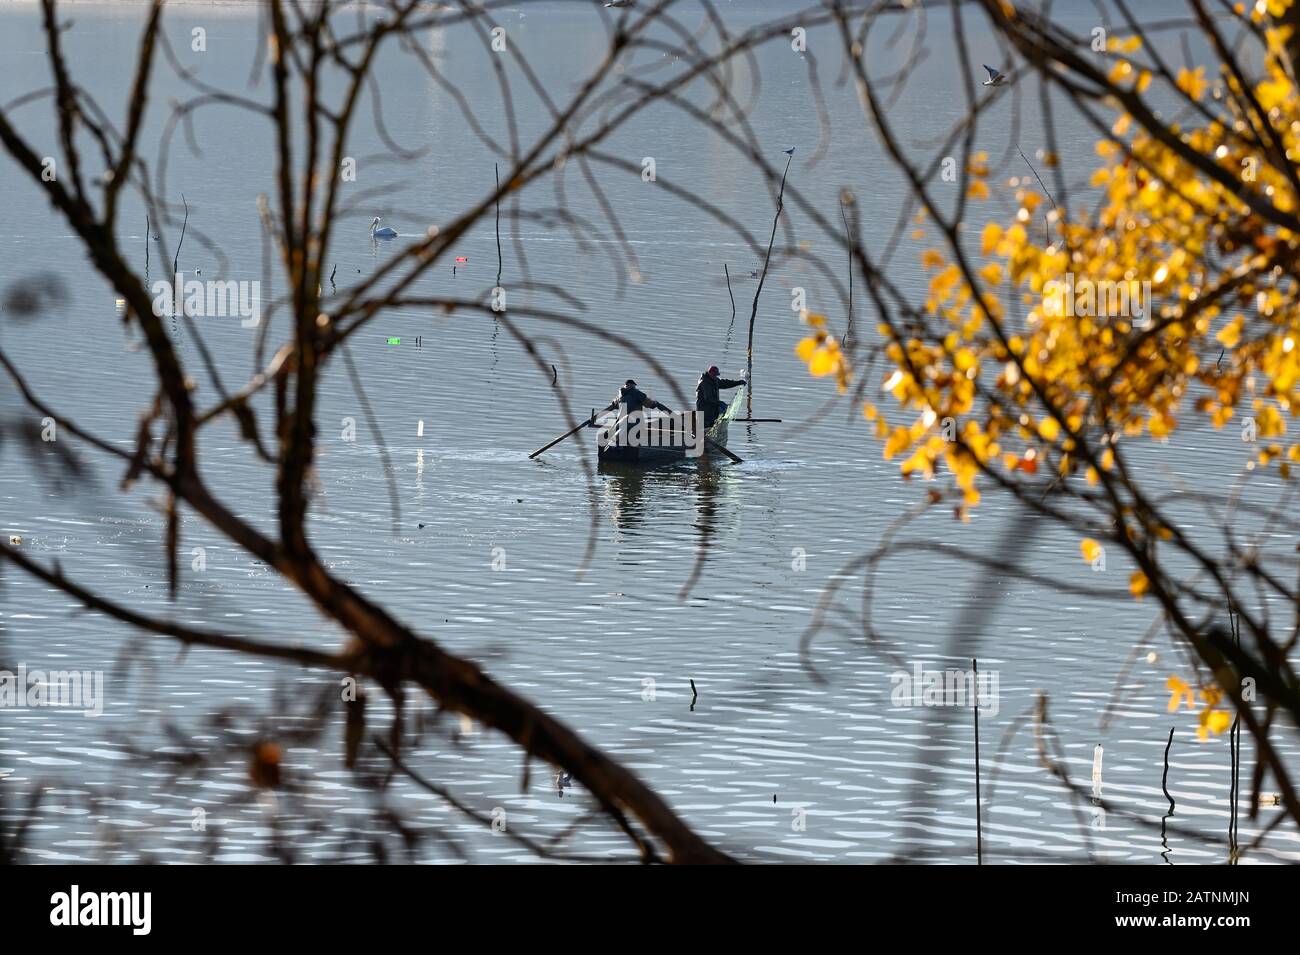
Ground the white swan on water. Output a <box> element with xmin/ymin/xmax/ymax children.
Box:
<box><xmin>370</xmin><ymin>217</ymin><xmax>397</xmax><ymax>239</ymax></box>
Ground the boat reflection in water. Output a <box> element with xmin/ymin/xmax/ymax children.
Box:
<box><xmin>594</xmin><ymin>386</ymin><xmax>746</xmax><ymax>589</ymax></box>
<box><xmin>598</xmin><ymin>454</ymin><xmax>738</xmax><ymax>597</ymax></box>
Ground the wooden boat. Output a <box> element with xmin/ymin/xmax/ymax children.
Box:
<box><xmin>596</xmin><ymin>385</ymin><xmax>746</xmax><ymax>466</ymax></box>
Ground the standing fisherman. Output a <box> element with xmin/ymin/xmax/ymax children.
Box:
<box><xmin>695</xmin><ymin>366</ymin><xmax>745</xmax><ymax>428</ymax></box>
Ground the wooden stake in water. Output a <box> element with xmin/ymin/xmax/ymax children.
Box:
<box><xmin>973</xmin><ymin>657</ymin><xmax>982</xmax><ymax>865</ymax></box>
<box><xmin>745</xmin><ymin>153</ymin><xmax>792</xmax><ymax>413</ymax></box>
<box><xmin>1228</xmin><ymin>601</ymin><xmax>1241</xmax><ymax>863</ymax></box>
<box><xmin>1161</xmin><ymin>727</ymin><xmax>1175</xmax><ymax>811</ymax></box>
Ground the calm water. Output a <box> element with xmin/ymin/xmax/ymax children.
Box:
<box><xmin>1</xmin><ymin>0</ymin><xmax>1296</xmax><ymax>863</ymax></box>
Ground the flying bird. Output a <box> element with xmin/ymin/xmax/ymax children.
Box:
<box><xmin>369</xmin><ymin>216</ymin><xmax>397</xmax><ymax>239</ymax></box>
<box><xmin>982</xmin><ymin>64</ymin><xmax>1007</xmax><ymax>87</ymax></box>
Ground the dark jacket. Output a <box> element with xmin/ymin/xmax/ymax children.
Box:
<box><xmin>696</xmin><ymin>373</ymin><xmax>744</xmax><ymax>423</ymax></box>
<box><xmin>608</xmin><ymin>385</ymin><xmax>660</xmax><ymax>414</ymax></box>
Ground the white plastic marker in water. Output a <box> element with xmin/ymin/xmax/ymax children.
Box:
<box><xmin>1092</xmin><ymin>743</ymin><xmax>1104</xmax><ymax>786</ymax></box>
<box><xmin>417</xmin><ymin>419</ymin><xmax>425</xmax><ymax>437</ymax></box>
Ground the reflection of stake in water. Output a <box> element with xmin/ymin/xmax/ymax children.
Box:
<box><xmin>1091</xmin><ymin>743</ymin><xmax>1105</xmax><ymax>831</ymax></box>
<box><xmin>416</xmin><ymin>419</ymin><xmax>425</xmax><ymax>479</ymax></box>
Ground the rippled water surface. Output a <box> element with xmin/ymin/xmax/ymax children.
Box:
<box><xmin>1</xmin><ymin>0</ymin><xmax>1297</xmax><ymax>863</ymax></box>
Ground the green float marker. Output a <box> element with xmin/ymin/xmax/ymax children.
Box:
<box><xmin>387</xmin><ymin>337</ymin><xmax>401</xmax><ymax>345</ymax></box>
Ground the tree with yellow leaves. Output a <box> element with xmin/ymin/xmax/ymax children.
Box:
<box><xmin>799</xmin><ymin>0</ymin><xmax>1300</xmax><ymax>838</ymax></box>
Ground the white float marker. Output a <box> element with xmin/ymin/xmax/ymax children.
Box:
<box><xmin>417</xmin><ymin>419</ymin><xmax>425</xmax><ymax>437</ymax></box>
<box><xmin>1092</xmin><ymin>743</ymin><xmax>1104</xmax><ymax>796</ymax></box>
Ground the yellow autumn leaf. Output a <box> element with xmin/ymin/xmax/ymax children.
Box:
<box><xmin>1130</xmin><ymin>570</ymin><xmax>1150</xmax><ymax>598</ymax></box>
<box><xmin>1198</xmin><ymin>708</ymin><xmax>1232</xmax><ymax>740</ymax></box>
<box><xmin>1216</xmin><ymin>316</ymin><xmax>1243</xmax><ymax>349</ymax></box>
<box><xmin>1176</xmin><ymin>66</ymin><xmax>1208</xmax><ymax>100</ymax></box>
<box><xmin>1167</xmin><ymin>675</ymin><xmax>1195</xmax><ymax>712</ymax></box>
<box><xmin>981</xmin><ymin>222</ymin><xmax>1003</xmax><ymax>256</ymax></box>
<box><xmin>979</xmin><ymin>261</ymin><xmax>1003</xmax><ymax>285</ymax></box>
<box><xmin>809</xmin><ymin>347</ymin><xmax>838</xmax><ymax>377</ymax></box>
<box><xmin>1080</xmin><ymin>538</ymin><xmax>1103</xmax><ymax>562</ymax></box>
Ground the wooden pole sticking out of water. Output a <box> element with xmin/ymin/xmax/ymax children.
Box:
<box><xmin>1162</xmin><ymin>726</ymin><xmax>1175</xmax><ymax>812</ymax></box>
<box><xmin>1017</xmin><ymin>148</ymin><xmax>1058</xmax><ymax>246</ymax></box>
<box><xmin>973</xmin><ymin>656</ymin><xmax>983</xmax><ymax>865</ymax></box>
<box><xmin>839</xmin><ymin>196</ymin><xmax>853</xmax><ymax>347</ymax></box>
<box><xmin>495</xmin><ymin>162</ymin><xmax>503</xmax><ymax>289</ymax></box>
<box><xmin>173</xmin><ymin>194</ymin><xmax>189</xmax><ymax>276</ymax></box>
<box><xmin>724</xmin><ymin>263</ymin><xmax>736</xmax><ymax>346</ymax></box>
<box><xmin>746</xmin><ymin>155</ymin><xmax>792</xmax><ymax>413</ymax></box>
<box><xmin>1228</xmin><ymin>601</ymin><xmax>1241</xmax><ymax>863</ymax></box>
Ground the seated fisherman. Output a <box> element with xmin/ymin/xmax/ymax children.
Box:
<box><xmin>605</xmin><ymin>379</ymin><xmax>663</xmax><ymax>417</ymax></box>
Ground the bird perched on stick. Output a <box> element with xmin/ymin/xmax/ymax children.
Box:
<box><xmin>783</xmin><ymin>146</ymin><xmax>796</xmax><ymax>156</ymax></box>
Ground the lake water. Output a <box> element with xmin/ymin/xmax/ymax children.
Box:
<box><xmin>1</xmin><ymin>0</ymin><xmax>1296</xmax><ymax>863</ymax></box>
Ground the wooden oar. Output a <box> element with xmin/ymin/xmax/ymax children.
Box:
<box><xmin>529</xmin><ymin>414</ymin><xmax>596</xmax><ymax>459</ymax></box>
<box><xmin>656</xmin><ymin>403</ymin><xmax>744</xmax><ymax>464</ymax></box>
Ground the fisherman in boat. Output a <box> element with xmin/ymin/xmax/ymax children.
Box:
<box><xmin>600</xmin><ymin>379</ymin><xmax>666</xmax><ymax>451</ymax></box>
<box><xmin>696</xmin><ymin>366</ymin><xmax>745</xmax><ymax>428</ymax></box>
<box><xmin>604</xmin><ymin>379</ymin><xmax>664</xmax><ymax>417</ymax></box>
